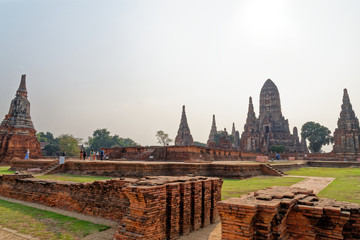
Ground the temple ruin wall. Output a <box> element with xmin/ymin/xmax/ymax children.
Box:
<box><xmin>0</xmin><ymin>174</ymin><xmax>222</xmax><ymax>240</ymax></box>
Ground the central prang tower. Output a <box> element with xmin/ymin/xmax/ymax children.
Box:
<box><xmin>240</xmin><ymin>79</ymin><xmax>306</xmax><ymax>153</ymax></box>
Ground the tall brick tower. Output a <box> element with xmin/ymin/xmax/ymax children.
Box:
<box><xmin>333</xmin><ymin>89</ymin><xmax>360</xmax><ymax>158</ymax></box>
<box><xmin>240</xmin><ymin>79</ymin><xmax>304</xmax><ymax>153</ymax></box>
<box><xmin>0</xmin><ymin>75</ymin><xmax>42</xmax><ymax>162</ymax></box>
<box><xmin>207</xmin><ymin>114</ymin><xmax>217</xmax><ymax>147</ymax></box>
<box><xmin>175</xmin><ymin>105</ymin><xmax>194</xmax><ymax>146</ymax></box>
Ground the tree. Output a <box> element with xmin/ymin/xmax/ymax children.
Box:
<box><xmin>270</xmin><ymin>145</ymin><xmax>285</xmax><ymax>153</ymax></box>
<box><xmin>193</xmin><ymin>141</ymin><xmax>207</xmax><ymax>147</ymax></box>
<box><xmin>87</xmin><ymin>128</ymin><xmax>138</xmax><ymax>151</ymax></box>
<box><xmin>156</xmin><ymin>130</ymin><xmax>172</xmax><ymax>146</ymax></box>
<box><xmin>43</xmin><ymin>144</ymin><xmax>60</xmax><ymax>156</ymax></box>
<box><xmin>58</xmin><ymin>134</ymin><xmax>81</xmax><ymax>156</ymax></box>
<box><xmin>36</xmin><ymin>131</ymin><xmax>59</xmax><ymax>156</ymax></box>
<box><xmin>301</xmin><ymin>122</ymin><xmax>333</xmax><ymax>153</ymax></box>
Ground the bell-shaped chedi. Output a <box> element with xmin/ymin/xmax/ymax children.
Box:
<box><xmin>207</xmin><ymin>114</ymin><xmax>217</xmax><ymax>148</ymax></box>
<box><xmin>333</xmin><ymin>89</ymin><xmax>360</xmax><ymax>157</ymax></box>
<box><xmin>0</xmin><ymin>75</ymin><xmax>42</xmax><ymax>162</ymax></box>
<box><xmin>175</xmin><ymin>105</ymin><xmax>194</xmax><ymax>146</ymax></box>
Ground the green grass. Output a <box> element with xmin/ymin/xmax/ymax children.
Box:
<box><xmin>222</xmin><ymin>176</ymin><xmax>304</xmax><ymax>200</ymax></box>
<box><xmin>0</xmin><ymin>166</ymin><xmax>14</xmax><ymax>175</ymax></box>
<box><xmin>0</xmin><ymin>199</ymin><xmax>110</xmax><ymax>240</ymax></box>
<box><xmin>35</xmin><ymin>174</ymin><xmax>115</xmax><ymax>183</ymax></box>
<box><xmin>286</xmin><ymin>167</ymin><xmax>360</xmax><ymax>204</ymax></box>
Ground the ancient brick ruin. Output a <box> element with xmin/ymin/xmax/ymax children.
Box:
<box><xmin>0</xmin><ymin>75</ymin><xmax>42</xmax><ymax>163</ymax></box>
<box><xmin>0</xmin><ymin>174</ymin><xmax>222</xmax><ymax>240</ymax></box>
<box><xmin>218</xmin><ymin>186</ymin><xmax>360</xmax><ymax>239</ymax></box>
<box><xmin>333</xmin><ymin>89</ymin><xmax>360</xmax><ymax>159</ymax></box>
<box><xmin>175</xmin><ymin>105</ymin><xmax>194</xmax><ymax>146</ymax></box>
<box><xmin>207</xmin><ymin>114</ymin><xmax>217</xmax><ymax>148</ymax></box>
<box><xmin>240</xmin><ymin>79</ymin><xmax>307</xmax><ymax>154</ymax></box>
<box><xmin>206</xmin><ymin>115</ymin><xmax>240</xmax><ymax>150</ymax></box>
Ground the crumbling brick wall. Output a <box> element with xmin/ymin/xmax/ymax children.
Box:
<box><xmin>0</xmin><ymin>174</ymin><xmax>222</xmax><ymax>240</ymax></box>
<box><xmin>217</xmin><ymin>186</ymin><xmax>360</xmax><ymax>240</ymax></box>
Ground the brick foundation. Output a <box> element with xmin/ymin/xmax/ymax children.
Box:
<box><xmin>103</xmin><ymin>146</ymin><xmax>243</xmax><ymax>161</ymax></box>
<box><xmin>11</xmin><ymin>160</ymin><xmax>268</xmax><ymax>178</ymax></box>
<box><xmin>218</xmin><ymin>186</ymin><xmax>360</xmax><ymax>239</ymax></box>
<box><xmin>0</xmin><ymin>174</ymin><xmax>222</xmax><ymax>239</ymax></box>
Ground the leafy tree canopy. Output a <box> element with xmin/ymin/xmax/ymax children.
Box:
<box><xmin>193</xmin><ymin>141</ymin><xmax>207</xmax><ymax>147</ymax></box>
<box><xmin>36</xmin><ymin>132</ymin><xmax>58</xmax><ymax>144</ymax></box>
<box><xmin>87</xmin><ymin>128</ymin><xmax>138</xmax><ymax>151</ymax></box>
<box><xmin>301</xmin><ymin>121</ymin><xmax>333</xmax><ymax>153</ymax></box>
<box><xmin>156</xmin><ymin>130</ymin><xmax>172</xmax><ymax>146</ymax></box>
<box><xmin>58</xmin><ymin>134</ymin><xmax>81</xmax><ymax>156</ymax></box>
<box><xmin>270</xmin><ymin>145</ymin><xmax>285</xmax><ymax>153</ymax></box>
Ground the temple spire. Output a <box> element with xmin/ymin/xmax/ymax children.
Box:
<box><xmin>207</xmin><ymin>114</ymin><xmax>217</xmax><ymax>147</ymax></box>
<box><xmin>231</xmin><ymin>123</ymin><xmax>236</xmax><ymax>137</ymax></box>
<box><xmin>17</xmin><ymin>74</ymin><xmax>27</xmax><ymax>97</ymax></box>
<box><xmin>333</xmin><ymin>88</ymin><xmax>360</xmax><ymax>155</ymax></box>
<box><xmin>174</xmin><ymin>105</ymin><xmax>194</xmax><ymax>146</ymax></box>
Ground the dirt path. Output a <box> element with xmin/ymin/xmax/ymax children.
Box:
<box><xmin>285</xmin><ymin>175</ymin><xmax>335</xmax><ymax>194</ymax></box>
<box><xmin>0</xmin><ymin>196</ymin><xmax>118</xmax><ymax>240</ymax></box>
<box><xmin>0</xmin><ymin>226</ymin><xmax>38</xmax><ymax>240</ymax></box>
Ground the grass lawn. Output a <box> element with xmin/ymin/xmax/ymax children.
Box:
<box><xmin>0</xmin><ymin>199</ymin><xmax>109</xmax><ymax>240</ymax></box>
<box><xmin>35</xmin><ymin>174</ymin><xmax>115</xmax><ymax>183</ymax></box>
<box><xmin>0</xmin><ymin>166</ymin><xmax>14</xmax><ymax>175</ymax></box>
<box><xmin>222</xmin><ymin>176</ymin><xmax>304</xmax><ymax>200</ymax></box>
<box><xmin>286</xmin><ymin>167</ymin><xmax>360</xmax><ymax>204</ymax></box>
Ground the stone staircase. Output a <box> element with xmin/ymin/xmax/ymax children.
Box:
<box><xmin>261</xmin><ymin>164</ymin><xmax>287</xmax><ymax>176</ymax></box>
<box><xmin>37</xmin><ymin>162</ymin><xmax>61</xmax><ymax>176</ymax></box>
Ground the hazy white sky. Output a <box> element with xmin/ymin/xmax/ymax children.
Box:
<box><xmin>1</xmin><ymin>0</ymin><xmax>359</xmax><ymax>151</ymax></box>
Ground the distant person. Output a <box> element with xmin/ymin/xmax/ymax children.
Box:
<box><xmin>276</xmin><ymin>153</ymin><xmax>280</xmax><ymax>160</ymax></box>
<box><xmin>80</xmin><ymin>150</ymin><xmax>83</xmax><ymax>160</ymax></box>
<box><xmin>24</xmin><ymin>149</ymin><xmax>30</xmax><ymax>159</ymax></box>
<box><xmin>96</xmin><ymin>151</ymin><xmax>99</xmax><ymax>160</ymax></box>
<box><xmin>62</xmin><ymin>151</ymin><xmax>66</xmax><ymax>156</ymax></box>
<box><xmin>83</xmin><ymin>151</ymin><xmax>87</xmax><ymax>160</ymax></box>
<box><xmin>100</xmin><ymin>150</ymin><xmax>104</xmax><ymax>160</ymax></box>
<box><xmin>90</xmin><ymin>149</ymin><xmax>94</xmax><ymax>160</ymax></box>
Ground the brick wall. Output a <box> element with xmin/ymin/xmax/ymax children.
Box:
<box><xmin>103</xmin><ymin>146</ymin><xmax>243</xmax><ymax>162</ymax></box>
<box><xmin>218</xmin><ymin>186</ymin><xmax>360</xmax><ymax>239</ymax></box>
<box><xmin>0</xmin><ymin>174</ymin><xmax>222</xmax><ymax>240</ymax></box>
<box><xmin>11</xmin><ymin>160</ymin><xmax>267</xmax><ymax>178</ymax></box>
<box><xmin>10</xmin><ymin>159</ymin><xmax>57</xmax><ymax>171</ymax></box>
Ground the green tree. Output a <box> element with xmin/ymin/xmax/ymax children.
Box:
<box><xmin>301</xmin><ymin>121</ymin><xmax>333</xmax><ymax>153</ymax></box>
<box><xmin>58</xmin><ymin>134</ymin><xmax>81</xmax><ymax>156</ymax></box>
<box><xmin>156</xmin><ymin>130</ymin><xmax>172</xmax><ymax>146</ymax></box>
<box><xmin>112</xmin><ymin>136</ymin><xmax>138</xmax><ymax>148</ymax></box>
<box><xmin>193</xmin><ymin>141</ymin><xmax>207</xmax><ymax>147</ymax></box>
<box><xmin>87</xmin><ymin>128</ymin><xmax>138</xmax><ymax>151</ymax></box>
<box><xmin>37</xmin><ymin>132</ymin><xmax>57</xmax><ymax>144</ymax></box>
<box><xmin>43</xmin><ymin>144</ymin><xmax>60</xmax><ymax>156</ymax></box>
<box><xmin>270</xmin><ymin>145</ymin><xmax>285</xmax><ymax>153</ymax></box>
<box><xmin>36</xmin><ymin>132</ymin><xmax>59</xmax><ymax>156</ymax></box>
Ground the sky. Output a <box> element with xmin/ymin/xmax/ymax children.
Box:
<box><xmin>0</xmin><ymin>0</ymin><xmax>360</xmax><ymax>151</ymax></box>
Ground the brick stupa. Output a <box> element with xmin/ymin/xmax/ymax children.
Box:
<box><xmin>333</xmin><ymin>89</ymin><xmax>360</xmax><ymax>158</ymax></box>
<box><xmin>175</xmin><ymin>105</ymin><xmax>193</xmax><ymax>146</ymax></box>
<box><xmin>0</xmin><ymin>75</ymin><xmax>42</xmax><ymax>162</ymax></box>
<box><xmin>240</xmin><ymin>79</ymin><xmax>306</xmax><ymax>153</ymax></box>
